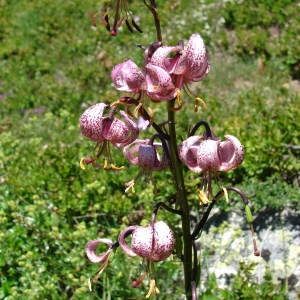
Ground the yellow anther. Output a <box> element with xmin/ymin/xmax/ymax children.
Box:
<box><xmin>125</xmin><ymin>180</ymin><xmax>135</xmax><ymax>193</ymax></box>
<box><xmin>153</xmin><ymin>85</ymin><xmax>158</xmax><ymax>90</ymax></box>
<box><xmin>146</xmin><ymin>279</ymin><xmax>160</xmax><ymax>298</ymax></box>
<box><xmin>197</xmin><ymin>189</ymin><xmax>210</xmax><ymax>206</ymax></box>
<box><xmin>110</xmin><ymin>163</ymin><xmax>125</xmax><ymax>171</ymax></box>
<box><xmin>222</xmin><ymin>186</ymin><xmax>229</xmax><ymax>203</ymax></box>
<box><xmin>103</xmin><ymin>159</ymin><xmax>108</xmax><ymax>169</ymax></box>
<box><xmin>147</xmin><ymin>107</ymin><xmax>154</xmax><ymax>126</ymax></box>
<box><xmin>170</xmin><ymin>88</ymin><xmax>182</xmax><ymax>111</ymax></box>
<box><xmin>80</xmin><ymin>158</ymin><xmax>86</xmax><ymax>170</ymax></box>
<box><xmin>110</xmin><ymin>100</ymin><xmax>122</xmax><ymax>107</ymax></box>
<box><xmin>194</xmin><ymin>97</ymin><xmax>207</xmax><ymax>112</ymax></box>
<box><xmin>133</xmin><ymin>103</ymin><xmax>143</xmax><ymax>118</ymax></box>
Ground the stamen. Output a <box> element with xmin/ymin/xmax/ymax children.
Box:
<box><xmin>110</xmin><ymin>163</ymin><xmax>125</xmax><ymax>171</ymax></box>
<box><xmin>170</xmin><ymin>88</ymin><xmax>182</xmax><ymax>111</ymax></box>
<box><xmin>125</xmin><ymin>19</ymin><xmax>134</xmax><ymax>33</ymax></box>
<box><xmin>194</xmin><ymin>97</ymin><xmax>207</xmax><ymax>112</ymax></box>
<box><xmin>197</xmin><ymin>189</ymin><xmax>210</xmax><ymax>206</ymax></box>
<box><xmin>103</xmin><ymin>159</ymin><xmax>108</xmax><ymax>169</ymax></box>
<box><xmin>89</xmin><ymin>11</ymin><xmax>97</xmax><ymax>27</ymax></box>
<box><xmin>222</xmin><ymin>186</ymin><xmax>229</xmax><ymax>203</ymax></box>
<box><xmin>147</xmin><ymin>107</ymin><xmax>154</xmax><ymax>126</ymax></box>
<box><xmin>146</xmin><ymin>279</ymin><xmax>160</xmax><ymax>298</ymax></box>
<box><xmin>132</xmin><ymin>272</ymin><xmax>148</xmax><ymax>288</ymax></box>
<box><xmin>80</xmin><ymin>158</ymin><xmax>86</xmax><ymax>170</ymax></box>
<box><xmin>110</xmin><ymin>100</ymin><xmax>121</xmax><ymax>107</ymax></box>
<box><xmin>133</xmin><ymin>103</ymin><xmax>143</xmax><ymax>118</ymax></box>
<box><xmin>125</xmin><ymin>180</ymin><xmax>136</xmax><ymax>193</ymax></box>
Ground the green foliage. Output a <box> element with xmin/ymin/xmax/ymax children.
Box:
<box><xmin>0</xmin><ymin>0</ymin><xmax>299</xmax><ymax>298</ymax></box>
<box><xmin>202</xmin><ymin>262</ymin><xmax>288</xmax><ymax>300</ymax></box>
<box><xmin>220</xmin><ymin>0</ymin><xmax>300</xmax><ymax>78</ymax></box>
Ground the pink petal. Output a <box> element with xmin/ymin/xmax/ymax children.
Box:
<box><xmin>79</xmin><ymin>103</ymin><xmax>109</xmax><ymax>142</ymax></box>
<box><xmin>131</xmin><ymin>222</ymin><xmax>174</xmax><ymax>262</ymax></box>
<box><xmin>178</xmin><ymin>136</ymin><xmax>204</xmax><ymax>173</ymax></box>
<box><xmin>111</xmin><ymin>60</ymin><xmax>146</xmax><ymax>93</ymax></box>
<box><xmin>197</xmin><ymin>139</ymin><xmax>220</xmax><ymax>171</ymax></box>
<box><xmin>85</xmin><ymin>238</ymin><xmax>113</xmax><ymax>263</ymax></box>
<box><xmin>174</xmin><ymin>33</ymin><xmax>210</xmax><ymax>83</ymax></box>
<box><xmin>145</xmin><ymin>64</ymin><xmax>176</xmax><ymax>101</ymax></box>
<box><xmin>218</xmin><ymin>135</ymin><xmax>244</xmax><ymax>171</ymax></box>
<box><xmin>118</xmin><ymin>226</ymin><xmax>139</xmax><ymax>257</ymax></box>
<box><xmin>138</xmin><ymin>145</ymin><xmax>157</xmax><ymax>168</ymax></box>
<box><xmin>104</xmin><ymin>111</ymin><xmax>139</xmax><ymax>147</ymax></box>
<box><xmin>150</xmin><ymin>45</ymin><xmax>182</xmax><ymax>73</ymax></box>
<box><xmin>123</xmin><ymin>139</ymin><xmax>150</xmax><ymax>166</ymax></box>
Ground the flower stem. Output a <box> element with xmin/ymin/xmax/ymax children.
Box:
<box><xmin>168</xmin><ymin>99</ymin><xmax>193</xmax><ymax>299</ymax></box>
<box><xmin>143</xmin><ymin>0</ymin><xmax>162</xmax><ymax>41</ymax></box>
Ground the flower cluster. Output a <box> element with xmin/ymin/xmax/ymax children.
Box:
<box><xmin>111</xmin><ymin>33</ymin><xmax>210</xmax><ymax>101</ymax></box>
<box><xmin>80</xmin><ymin>28</ymin><xmax>253</xmax><ymax>299</ymax></box>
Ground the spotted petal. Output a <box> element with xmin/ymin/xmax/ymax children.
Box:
<box><xmin>197</xmin><ymin>139</ymin><xmax>220</xmax><ymax>171</ymax></box>
<box><xmin>123</xmin><ymin>139</ymin><xmax>150</xmax><ymax>166</ymax></box>
<box><xmin>174</xmin><ymin>33</ymin><xmax>210</xmax><ymax>84</ymax></box>
<box><xmin>79</xmin><ymin>103</ymin><xmax>109</xmax><ymax>142</ymax></box>
<box><xmin>218</xmin><ymin>135</ymin><xmax>244</xmax><ymax>171</ymax></box>
<box><xmin>103</xmin><ymin>111</ymin><xmax>139</xmax><ymax>147</ymax></box>
<box><xmin>150</xmin><ymin>45</ymin><xmax>182</xmax><ymax>73</ymax></box>
<box><xmin>145</xmin><ymin>64</ymin><xmax>177</xmax><ymax>101</ymax></box>
<box><xmin>178</xmin><ymin>135</ymin><xmax>204</xmax><ymax>173</ymax></box>
<box><xmin>111</xmin><ymin>60</ymin><xmax>146</xmax><ymax>93</ymax></box>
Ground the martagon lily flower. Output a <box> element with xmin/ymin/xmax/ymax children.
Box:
<box><xmin>79</xmin><ymin>102</ymin><xmax>139</xmax><ymax>170</ymax></box>
<box><xmin>118</xmin><ymin>221</ymin><xmax>175</xmax><ymax>298</ymax></box>
<box><xmin>111</xmin><ymin>59</ymin><xmax>177</xmax><ymax>102</ymax></box>
<box><xmin>118</xmin><ymin>221</ymin><xmax>175</xmax><ymax>261</ymax></box>
<box><xmin>178</xmin><ymin>134</ymin><xmax>244</xmax><ymax>173</ymax></box>
<box><xmin>122</xmin><ymin>138</ymin><xmax>170</xmax><ymax>192</ymax></box>
<box><xmin>150</xmin><ymin>33</ymin><xmax>210</xmax><ymax>89</ymax></box>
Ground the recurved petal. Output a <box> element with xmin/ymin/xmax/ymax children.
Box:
<box><xmin>174</xmin><ymin>33</ymin><xmax>210</xmax><ymax>82</ymax></box>
<box><xmin>85</xmin><ymin>238</ymin><xmax>113</xmax><ymax>263</ymax></box>
<box><xmin>138</xmin><ymin>145</ymin><xmax>157</xmax><ymax>169</ymax></box>
<box><xmin>104</xmin><ymin>111</ymin><xmax>139</xmax><ymax>147</ymax></box>
<box><xmin>185</xmin><ymin>33</ymin><xmax>210</xmax><ymax>81</ymax></box>
<box><xmin>111</xmin><ymin>60</ymin><xmax>146</xmax><ymax>93</ymax></box>
<box><xmin>218</xmin><ymin>135</ymin><xmax>244</xmax><ymax>171</ymax></box>
<box><xmin>178</xmin><ymin>136</ymin><xmax>204</xmax><ymax>173</ymax></box>
<box><xmin>197</xmin><ymin>139</ymin><xmax>220</xmax><ymax>171</ymax></box>
<box><xmin>150</xmin><ymin>45</ymin><xmax>182</xmax><ymax>73</ymax></box>
<box><xmin>118</xmin><ymin>226</ymin><xmax>139</xmax><ymax>257</ymax></box>
<box><xmin>145</xmin><ymin>64</ymin><xmax>176</xmax><ymax>101</ymax></box>
<box><xmin>79</xmin><ymin>103</ymin><xmax>109</xmax><ymax>142</ymax></box>
<box><xmin>123</xmin><ymin>139</ymin><xmax>149</xmax><ymax>166</ymax></box>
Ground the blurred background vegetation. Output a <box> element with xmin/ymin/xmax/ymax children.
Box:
<box><xmin>0</xmin><ymin>0</ymin><xmax>299</xmax><ymax>299</ymax></box>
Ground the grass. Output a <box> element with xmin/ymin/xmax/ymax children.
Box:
<box><xmin>0</xmin><ymin>0</ymin><xmax>299</xmax><ymax>299</ymax></box>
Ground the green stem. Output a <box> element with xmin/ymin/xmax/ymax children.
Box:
<box><xmin>168</xmin><ymin>99</ymin><xmax>193</xmax><ymax>299</ymax></box>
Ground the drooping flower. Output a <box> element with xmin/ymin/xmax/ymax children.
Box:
<box><xmin>79</xmin><ymin>103</ymin><xmax>139</xmax><ymax>170</ymax></box>
<box><xmin>123</xmin><ymin>139</ymin><xmax>169</xmax><ymax>171</ymax></box>
<box><xmin>150</xmin><ymin>33</ymin><xmax>210</xmax><ymax>89</ymax></box>
<box><xmin>178</xmin><ymin>134</ymin><xmax>244</xmax><ymax>173</ymax></box>
<box><xmin>118</xmin><ymin>221</ymin><xmax>175</xmax><ymax>261</ymax></box>
<box><xmin>111</xmin><ymin>60</ymin><xmax>147</xmax><ymax>93</ymax></box>
<box><xmin>111</xmin><ymin>59</ymin><xmax>176</xmax><ymax>101</ymax></box>
<box><xmin>122</xmin><ymin>138</ymin><xmax>170</xmax><ymax>192</ymax></box>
